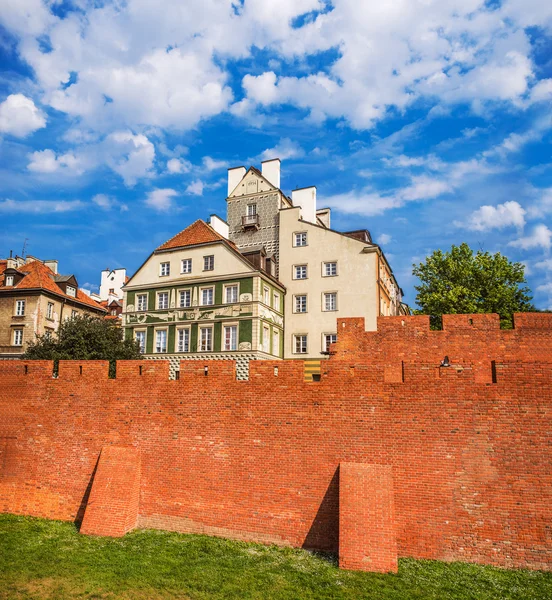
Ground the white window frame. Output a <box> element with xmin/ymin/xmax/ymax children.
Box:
<box><xmin>293</xmin><ymin>334</ymin><xmax>308</xmax><ymax>354</ymax></box>
<box><xmin>66</xmin><ymin>286</ymin><xmax>76</xmax><ymax>297</ymax></box>
<box><xmin>46</xmin><ymin>302</ymin><xmax>54</xmax><ymax>319</ymax></box>
<box><xmin>179</xmin><ymin>288</ymin><xmax>191</xmax><ymax>308</ymax></box>
<box><xmin>5</xmin><ymin>275</ymin><xmax>14</xmax><ymax>286</ymax></box>
<box><xmin>137</xmin><ymin>294</ymin><xmax>148</xmax><ymax>312</ymax></box>
<box><xmin>176</xmin><ymin>327</ymin><xmax>191</xmax><ymax>353</ymax></box>
<box><xmin>323</xmin><ymin>333</ymin><xmax>337</xmax><ymax>353</ymax></box>
<box><xmin>262</xmin><ymin>324</ymin><xmax>270</xmax><ymax>354</ymax></box>
<box><xmin>15</xmin><ymin>300</ymin><xmax>25</xmax><ymax>316</ymax></box>
<box><xmin>273</xmin><ymin>292</ymin><xmax>280</xmax><ymax>312</ymax></box>
<box><xmin>199</xmin><ymin>326</ymin><xmax>213</xmax><ymax>352</ymax></box>
<box><xmin>159</xmin><ymin>262</ymin><xmax>170</xmax><ymax>277</ymax></box>
<box><xmin>223</xmin><ymin>323</ymin><xmax>238</xmax><ymax>351</ymax></box>
<box><xmin>247</xmin><ymin>203</ymin><xmax>257</xmax><ymax>216</ymax></box>
<box><xmin>323</xmin><ymin>261</ymin><xmax>338</xmax><ymax>277</ymax></box>
<box><xmin>157</xmin><ymin>291</ymin><xmax>169</xmax><ymax>310</ymax></box>
<box><xmin>323</xmin><ymin>292</ymin><xmax>338</xmax><ymax>312</ymax></box>
<box><xmin>135</xmin><ymin>329</ymin><xmax>146</xmax><ymax>354</ymax></box>
<box><xmin>272</xmin><ymin>328</ymin><xmax>280</xmax><ymax>356</ymax></box>
<box><xmin>181</xmin><ymin>258</ymin><xmax>192</xmax><ymax>274</ymax></box>
<box><xmin>294</xmin><ymin>264</ymin><xmax>308</xmax><ymax>280</ymax></box>
<box><xmin>71</xmin><ymin>309</ymin><xmax>78</xmax><ymax>318</ymax></box>
<box><xmin>154</xmin><ymin>328</ymin><xmax>168</xmax><ymax>353</ymax></box>
<box><xmin>200</xmin><ymin>286</ymin><xmax>214</xmax><ymax>306</ymax></box>
<box><xmin>203</xmin><ymin>255</ymin><xmax>214</xmax><ymax>271</ymax></box>
<box><xmin>263</xmin><ymin>286</ymin><xmax>270</xmax><ymax>306</ymax></box>
<box><xmin>224</xmin><ymin>284</ymin><xmax>239</xmax><ymax>304</ymax></box>
<box><xmin>294</xmin><ymin>294</ymin><xmax>307</xmax><ymax>313</ymax></box>
<box><xmin>294</xmin><ymin>231</ymin><xmax>308</xmax><ymax>247</ymax></box>
<box><xmin>13</xmin><ymin>329</ymin><xmax>23</xmax><ymax>346</ymax></box>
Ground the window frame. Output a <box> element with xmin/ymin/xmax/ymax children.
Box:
<box><xmin>135</xmin><ymin>329</ymin><xmax>147</xmax><ymax>354</ymax></box>
<box><xmin>273</xmin><ymin>292</ymin><xmax>280</xmax><ymax>312</ymax></box>
<box><xmin>15</xmin><ymin>299</ymin><xmax>25</xmax><ymax>316</ymax></box>
<box><xmin>293</xmin><ymin>264</ymin><xmax>308</xmax><ymax>280</ymax></box>
<box><xmin>293</xmin><ymin>231</ymin><xmax>308</xmax><ymax>247</ymax></box>
<box><xmin>262</xmin><ymin>324</ymin><xmax>270</xmax><ymax>354</ymax></box>
<box><xmin>136</xmin><ymin>294</ymin><xmax>148</xmax><ymax>312</ymax></box>
<box><xmin>222</xmin><ymin>323</ymin><xmax>238</xmax><ymax>351</ymax></box>
<box><xmin>200</xmin><ymin>286</ymin><xmax>214</xmax><ymax>306</ymax></box>
<box><xmin>323</xmin><ymin>333</ymin><xmax>337</xmax><ymax>353</ymax></box>
<box><xmin>199</xmin><ymin>325</ymin><xmax>213</xmax><ymax>352</ymax></box>
<box><xmin>46</xmin><ymin>302</ymin><xmax>54</xmax><ymax>320</ymax></box>
<box><xmin>178</xmin><ymin>288</ymin><xmax>192</xmax><ymax>308</ymax></box>
<box><xmin>157</xmin><ymin>291</ymin><xmax>169</xmax><ymax>310</ymax></box>
<box><xmin>5</xmin><ymin>275</ymin><xmax>14</xmax><ymax>286</ymax></box>
<box><xmin>272</xmin><ymin>328</ymin><xmax>280</xmax><ymax>356</ymax></box>
<box><xmin>322</xmin><ymin>261</ymin><xmax>338</xmax><ymax>277</ymax></box>
<box><xmin>154</xmin><ymin>327</ymin><xmax>168</xmax><ymax>353</ymax></box>
<box><xmin>247</xmin><ymin>203</ymin><xmax>257</xmax><ymax>216</ymax></box>
<box><xmin>323</xmin><ymin>291</ymin><xmax>338</xmax><ymax>312</ymax></box>
<box><xmin>159</xmin><ymin>262</ymin><xmax>170</xmax><ymax>277</ymax></box>
<box><xmin>175</xmin><ymin>326</ymin><xmax>191</xmax><ymax>353</ymax></box>
<box><xmin>224</xmin><ymin>283</ymin><xmax>239</xmax><ymax>304</ymax></box>
<box><xmin>203</xmin><ymin>255</ymin><xmax>215</xmax><ymax>271</ymax></box>
<box><xmin>13</xmin><ymin>328</ymin><xmax>23</xmax><ymax>346</ymax></box>
<box><xmin>294</xmin><ymin>294</ymin><xmax>307</xmax><ymax>313</ymax></box>
<box><xmin>293</xmin><ymin>334</ymin><xmax>308</xmax><ymax>354</ymax></box>
<box><xmin>66</xmin><ymin>286</ymin><xmax>76</xmax><ymax>297</ymax></box>
<box><xmin>263</xmin><ymin>285</ymin><xmax>270</xmax><ymax>306</ymax></box>
<box><xmin>181</xmin><ymin>258</ymin><xmax>192</xmax><ymax>274</ymax></box>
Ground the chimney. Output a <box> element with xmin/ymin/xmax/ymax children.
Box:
<box><xmin>209</xmin><ymin>214</ymin><xmax>229</xmax><ymax>239</ymax></box>
<box><xmin>227</xmin><ymin>166</ymin><xmax>246</xmax><ymax>196</ymax></box>
<box><xmin>261</xmin><ymin>158</ymin><xmax>281</xmax><ymax>189</ymax></box>
<box><xmin>292</xmin><ymin>186</ymin><xmax>317</xmax><ymax>224</ymax></box>
<box><xmin>44</xmin><ymin>260</ymin><xmax>59</xmax><ymax>274</ymax></box>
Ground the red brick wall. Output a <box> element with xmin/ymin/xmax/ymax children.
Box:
<box><xmin>0</xmin><ymin>313</ymin><xmax>551</xmax><ymax>572</ymax></box>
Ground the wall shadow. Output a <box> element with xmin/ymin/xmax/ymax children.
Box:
<box><xmin>302</xmin><ymin>466</ymin><xmax>339</xmax><ymax>554</ymax></box>
<box><xmin>74</xmin><ymin>455</ymin><xmax>100</xmax><ymax>529</ymax></box>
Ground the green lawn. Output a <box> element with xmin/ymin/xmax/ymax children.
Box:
<box><xmin>0</xmin><ymin>514</ymin><xmax>550</xmax><ymax>599</ymax></box>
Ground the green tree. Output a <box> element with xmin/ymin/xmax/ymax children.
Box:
<box><xmin>24</xmin><ymin>313</ymin><xmax>141</xmax><ymax>376</ymax></box>
<box><xmin>413</xmin><ymin>243</ymin><xmax>534</xmax><ymax>329</ymax></box>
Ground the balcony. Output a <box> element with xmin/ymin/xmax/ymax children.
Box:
<box><xmin>242</xmin><ymin>214</ymin><xmax>260</xmax><ymax>230</ymax></box>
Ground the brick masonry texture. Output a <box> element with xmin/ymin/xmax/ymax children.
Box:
<box><xmin>0</xmin><ymin>313</ymin><xmax>551</xmax><ymax>572</ymax></box>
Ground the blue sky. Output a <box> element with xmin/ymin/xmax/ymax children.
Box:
<box><xmin>0</xmin><ymin>0</ymin><xmax>551</xmax><ymax>308</ymax></box>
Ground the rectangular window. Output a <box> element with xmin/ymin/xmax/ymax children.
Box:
<box><xmin>177</xmin><ymin>328</ymin><xmax>190</xmax><ymax>353</ymax></box>
<box><xmin>15</xmin><ymin>300</ymin><xmax>25</xmax><ymax>316</ymax></box>
<box><xmin>294</xmin><ymin>232</ymin><xmax>307</xmax><ymax>247</ymax></box>
<box><xmin>179</xmin><ymin>290</ymin><xmax>191</xmax><ymax>308</ymax></box>
<box><xmin>323</xmin><ymin>261</ymin><xmax>337</xmax><ymax>277</ymax></box>
<box><xmin>135</xmin><ymin>330</ymin><xmax>146</xmax><ymax>353</ymax></box>
<box><xmin>263</xmin><ymin>325</ymin><xmax>270</xmax><ymax>353</ymax></box>
<box><xmin>160</xmin><ymin>262</ymin><xmax>170</xmax><ymax>276</ymax></box>
<box><xmin>294</xmin><ymin>334</ymin><xmax>307</xmax><ymax>354</ymax></box>
<box><xmin>199</xmin><ymin>327</ymin><xmax>212</xmax><ymax>351</ymax></box>
<box><xmin>137</xmin><ymin>294</ymin><xmax>148</xmax><ymax>311</ymax></box>
<box><xmin>155</xmin><ymin>329</ymin><xmax>167</xmax><ymax>353</ymax></box>
<box><xmin>47</xmin><ymin>302</ymin><xmax>54</xmax><ymax>319</ymax></box>
<box><xmin>13</xmin><ymin>329</ymin><xmax>23</xmax><ymax>346</ymax></box>
<box><xmin>225</xmin><ymin>285</ymin><xmax>238</xmax><ymax>304</ymax></box>
<box><xmin>294</xmin><ymin>295</ymin><xmax>307</xmax><ymax>313</ymax></box>
<box><xmin>324</xmin><ymin>292</ymin><xmax>337</xmax><ymax>311</ymax></box>
<box><xmin>272</xmin><ymin>329</ymin><xmax>280</xmax><ymax>355</ymax></box>
<box><xmin>66</xmin><ymin>286</ymin><xmax>76</xmax><ymax>297</ymax></box>
<box><xmin>247</xmin><ymin>204</ymin><xmax>257</xmax><ymax>216</ymax></box>
<box><xmin>71</xmin><ymin>310</ymin><xmax>78</xmax><ymax>318</ymax></box>
<box><xmin>157</xmin><ymin>292</ymin><xmax>169</xmax><ymax>310</ymax></box>
<box><xmin>181</xmin><ymin>258</ymin><xmax>192</xmax><ymax>274</ymax></box>
<box><xmin>5</xmin><ymin>275</ymin><xmax>14</xmax><ymax>286</ymax></box>
<box><xmin>44</xmin><ymin>329</ymin><xmax>53</xmax><ymax>340</ymax></box>
<box><xmin>273</xmin><ymin>292</ymin><xmax>280</xmax><ymax>312</ymax></box>
<box><xmin>294</xmin><ymin>265</ymin><xmax>307</xmax><ymax>280</ymax></box>
<box><xmin>324</xmin><ymin>333</ymin><xmax>337</xmax><ymax>353</ymax></box>
<box><xmin>223</xmin><ymin>325</ymin><xmax>237</xmax><ymax>351</ymax></box>
<box><xmin>201</xmin><ymin>287</ymin><xmax>214</xmax><ymax>306</ymax></box>
<box><xmin>203</xmin><ymin>255</ymin><xmax>214</xmax><ymax>271</ymax></box>
<box><xmin>263</xmin><ymin>286</ymin><xmax>270</xmax><ymax>305</ymax></box>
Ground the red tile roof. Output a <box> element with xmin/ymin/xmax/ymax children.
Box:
<box><xmin>156</xmin><ymin>219</ymin><xmax>232</xmax><ymax>251</ymax></box>
<box><xmin>0</xmin><ymin>259</ymin><xmax>106</xmax><ymax>312</ymax></box>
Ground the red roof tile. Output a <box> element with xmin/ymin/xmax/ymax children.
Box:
<box><xmin>0</xmin><ymin>259</ymin><xmax>106</xmax><ymax>312</ymax></box>
<box><xmin>156</xmin><ymin>220</ymin><xmax>230</xmax><ymax>251</ymax></box>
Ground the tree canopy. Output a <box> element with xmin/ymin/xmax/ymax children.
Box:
<box><xmin>412</xmin><ymin>243</ymin><xmax>534</xmax><ymax>329</ymax></box>
<box><xmin>24</xmin><ymin>313</ymin><xmax>141</xmax><ymax>375</ymax></box>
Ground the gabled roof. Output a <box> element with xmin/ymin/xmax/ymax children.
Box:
<box><xmin>0</xmin><ymin>260</ymin><xmax>106</xmax><ymax>311</ymax></box>
<box><xmin>156</xmin><ymin>219</ymin><xmax>231</xmax><ymax>252</ymax></box>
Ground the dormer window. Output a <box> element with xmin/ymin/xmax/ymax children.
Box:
<box><xmin>66</xmin><ymin>286</ymin><xmax>76</xmax><ymax>297</ymax></box>
<box><xmin>5</xmin><ymin>275</ymin><xmax>14</xmax><ymax>286</ymax></box>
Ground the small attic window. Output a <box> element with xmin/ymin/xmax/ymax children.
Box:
<box><xmin>5</xmin><ymin>275</ymin><xmax>14</xmax><ymax>286</ymax></box>
<box><xmin>66</xmin><ymin>285</ymin><xmax>76</xmax><ymax>297</ymax></box>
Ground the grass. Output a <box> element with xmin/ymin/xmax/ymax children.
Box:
<box><xmin>0</xmin><ymin>514</ymin><xmax>551</xmax><ymax>599</ymax></box>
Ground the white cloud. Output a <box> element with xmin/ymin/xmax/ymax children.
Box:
<box><xmin>0</xmin><ymin>94</ymin><xmax>46</xmax><ymax>137</ymax></box>
<box><xmin>530</xmin><ymin>79</ymin><xmax>552</xmax><ymax>104</ymax></box>
<box><xmin>535</xmin><ymin>259</ymin><xmax>552</xmax><ymax>271</ymax></box>
<box><xmin>461</xmin><ymin>201</ymin><xmax>526</xmax><ymax>232</ymax></box>
<box><xmin>145</xmin><ymin>188</ymin><xmax>179</xmax><ymax>211</ymax></box>
<box><xmin>27</xmin><ymin>149</ymin><xmax>85</xmax><ymax>174</ymax></box>
<box><xmin>202</xmin><ymin>156</ymin><xmax>228</xmax><ymax>171</ymax></box>
<box><xmin>0</xmin><ymin>198</ymin><xmax>83</xmax><ymax>212</ymax></box>
<box><xmin>527</xmin><ymin>188</ymin><xmax>552</xmax><ymax>219</ymax></box>
<box><xmin>167</xmin><ymin>158</ymin><xmax>192</xmax><ymax>174</ymax></box>
<box><xmin>260</xmin><ymin>138</ymin><xmax>304</xmax><ymax>161</ymax></box>
<box><xmin>400</xmin><ymin>176</ymin><xmax>451</xmax><ymax>201</ymax></box>
<box><xmin>509</xmin><ymin>224</ymin><xmax>552</xmax><ymax>251</ymax></box>
<box><xmin>185</xmin><ymin>180</ymin><xmax>204</xmax><ymax>196</ymax></box>
<box><xmin>378</xmin><ymin>233</ymin><xmax>392</xmax><ymax>245</ymax></box>
<box><xmin>92</xmin><ymin>194</ymin><xmax>111</xmax><ymax>209</ymax></box>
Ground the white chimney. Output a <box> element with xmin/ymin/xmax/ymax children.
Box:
<box><xmin>292</xmin><ymin>186</ymin><xmax>317</xmax><ymax>224</ymax></box>
<box><xmin>209</xmin><ymin>214</ymin><xmax>229</xmax><ymax>239</ymax></box>
<box><xmin>261</xmin><ymin>158</ymin><xmax>281</xmax><ymax>189</ymax></box>
<box><xmin>227</xmin><ymin>166</ymin><xmax>246</xmax><ymax>196</ymax></box>
<box><xmin>44</xmin><ymin>259</ymin><xmax>59</xmax><ymax>274</ymax></box>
